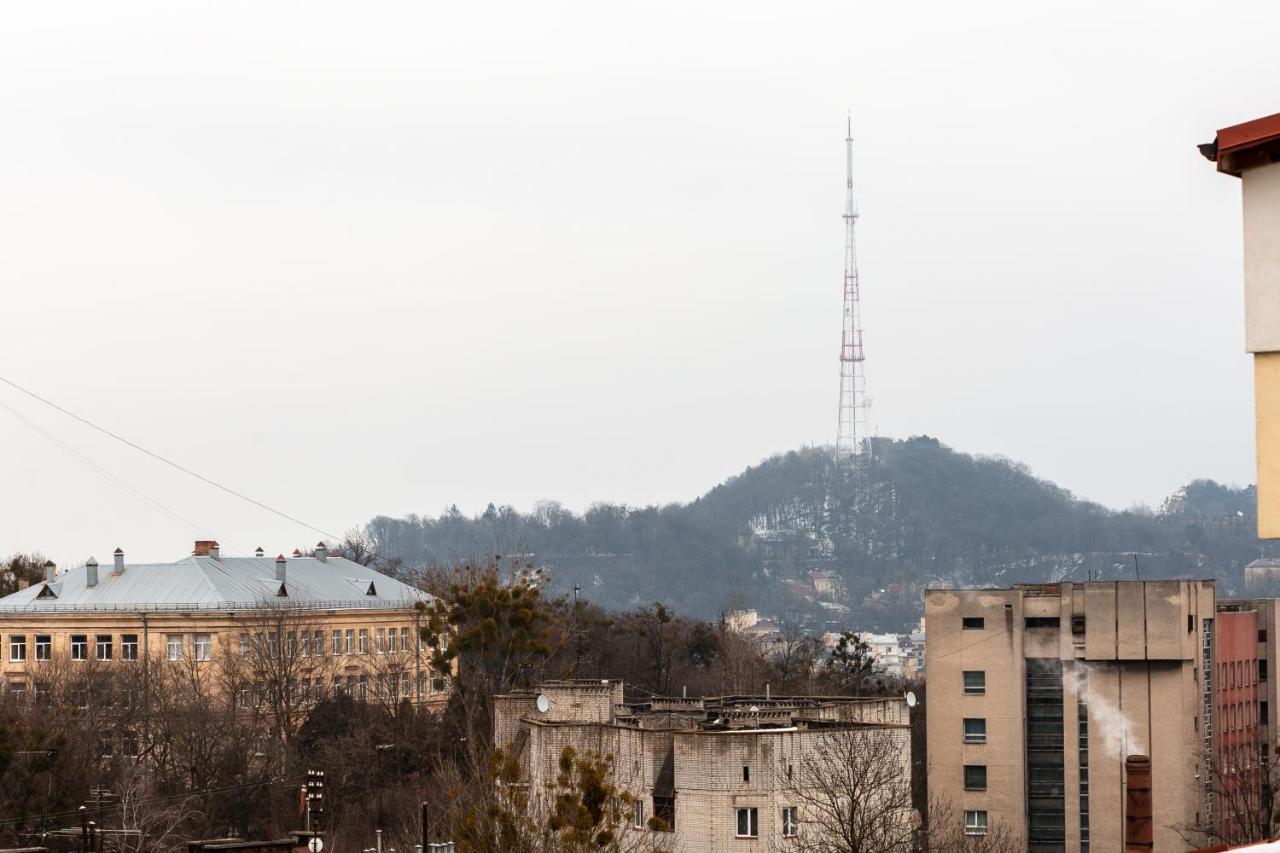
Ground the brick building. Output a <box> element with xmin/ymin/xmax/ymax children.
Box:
<box><xmin>493</xmin><ymin>680</ymin><xmax>910</xmax><ymax>852</ymax></box>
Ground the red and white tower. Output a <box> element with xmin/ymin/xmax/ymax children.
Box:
<box><xmin>836</xmin><ymin>117</ymin><xmax>870</xmax><ymax>464</ymax></box>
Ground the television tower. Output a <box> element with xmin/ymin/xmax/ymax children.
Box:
<box><xmin>835</xmin><ymin>116</ymin><xmax>870</xmax><ymax>464</ymax></box>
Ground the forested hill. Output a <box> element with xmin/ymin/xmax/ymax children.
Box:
<box><xmin>364</xmin><ymin>437</ymin><xmax>1267</xmax><ymax>628</ymax></box>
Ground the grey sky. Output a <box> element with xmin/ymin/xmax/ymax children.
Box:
<box><xmin>1</xmin><ymin>1</ymin><xmax>1276</xmax><ymax>565</ymax></box>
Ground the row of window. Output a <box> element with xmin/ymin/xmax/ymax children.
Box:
<box><xmin>1221</xmin><ymin>658</ymin><xmax>1265</xmax><ymax>691</ymax></box>
<box><xmin>8</xmin><ymin>626</ymin><xmax>439</xmax><ymax>664</ymax></box>
<box><xmin>236</xmin><ymin>671</ymin><xmax>449</xmax><ymax>707</ymax></box>
<box><xmin>10</xmin><ymin>633</ymin><xmax>143</xmax><ymax>662</ymax></box>
<box><xmin>698</xmin><ymin>806</ymin><xmax>797</xmax><ymax>839</ymax></box>
<box><xmin>239</xmin><ymin>626</ymin><xmax>437</xmax><ymax>658</ymax></box>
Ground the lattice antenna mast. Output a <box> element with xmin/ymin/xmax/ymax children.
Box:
<box><xmin>836</xmin><ymin>116</ymin><xmax>870</xmax><ymax>463</ymax></box>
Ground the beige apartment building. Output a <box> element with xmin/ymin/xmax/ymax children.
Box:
<box><xmin>494</xmin><ymin>680</ymin><xmax>910</xmax><ymax>853</ymax></box>
<box><xmin>926</xmin><ymin>581</ymin><xmax>1217</xmax><ymax>852</ymax></box>
<box><xmin>0</xmin><ymin>541</ymin><xmax>451</xmax><ymax>718</ymax></box>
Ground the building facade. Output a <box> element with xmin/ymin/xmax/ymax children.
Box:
<box><xmin>494</xmin><ymin>681</ymin><xmax>910</xmax><ymax>853</ymax></box>
<box><xmin>926</xmin><ymin>581</ymin><xmax>1217</xmax><ymax>852</ymax></box>
<box><xmin>0</xmin><ymin>541</ymin><xmax>451</xmax><ymax>728</ymax></box>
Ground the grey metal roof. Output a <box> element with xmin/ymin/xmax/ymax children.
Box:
<box><xmin>0</xmin><ymin>555</ymin><xmax>434</xmax><ymax>613</ymax></box>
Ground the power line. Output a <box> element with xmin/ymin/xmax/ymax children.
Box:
<box><xmin>0</xmin><ymin>374</ymin><xmax>340</xmax><ymax>544</ymax></box>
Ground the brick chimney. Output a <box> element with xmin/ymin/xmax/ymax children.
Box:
<box><xmin>112</xmin><ymin>547</ymin><xmax>125</xmax><ymax>575</ymax></box>
<box><xmin>315</xmin><ymin>542</ymin><xmax>328</xmax><ymax>562</ymax></box>
<box><xmin>86</xmin><ymin>557</ymin><xmax>99</xmax><ymax>588</ymax></box>
<box><xmin>193</xmin><ymin>540</ymin><xmax>219</xmax><ymax>557</ymax></box>
<box><xmin>276</xmin><ymin>554</ymin><xmax>287</xmax><ymax>583</ymax></box>
<box><xmin>1124</xmin><ymin>755</ymin><xmax>1152</xmax><ymax>852</ymax></box>
<box><xmin>44</xmin><ymin>560</ymin><xmax>56</xmax><ymax>584</ymax></box>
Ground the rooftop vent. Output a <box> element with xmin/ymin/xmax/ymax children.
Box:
<box><xmin>292</xmin><ymin>549</ymin><xmax>302</xmax><ymax>558</ymax></box>
<box><xmin>276</xmin><ymin>554</ymin><xmax>287</xmax><ymax>584</ymax></box>
<box><xmin>113</xmin><ymin>548</ymin><xmax>125</xmax><ymax>575</ymax></box>
<box><xmin>86</xmin><ymin>557</ymin><xmax>99</xmax><ymax>588</ymax></box>
<box><xmin>315</xmin><ymin>542</ymin><xmax>328</xmax><ymax>562</ymax></box>
<box><xmin>44</xmin><ymin>560</ymin><xmax>56</xmax><ymax>584</ymax></box>
<box><xmin>193</xmin><ymin>540</ymin><xmax>219</xmax><ymax>557</ymax></box>
<box><xmin>254</xmin><ymin>547</ymin><xmax>265</xmax><ymax>558</ymax></box>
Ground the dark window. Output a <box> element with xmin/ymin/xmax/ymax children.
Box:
<box><xmin>1263</xmin><ymin>702</ymin><xmax>1270</xmax><ymax>725</ymax></box>
<box><xmin>653</xmin><ymin>796</ymin><xmax>675</xmax><ymax>832</ymax></box>
<box><xmin>1025</xmin><ymin>617</ymin><xmax>1060</xmax><ymax>629</ymax></box>
<box><xmin>963</xmin><ymin>718</ymin><xmax>987</xmax><ymax>743</ymax></box>
<box><xmin>1262</xmin><ymin>659</ymin><xmax>1269</xmax><ymax>682</ymax></box>
<box><xmin>742</xmin><ymin>766</ymin><xmax>750</xmax><ymax>783</ymax></box>
<box><xmin>1071</xmin><ymin>615</ymin><xmax>1086</xmax><ymax>635</ymax></box>
<box><xmin>964</xmin><ymin>765</ymin><xmax>987</xmax><ymax>790</ymax></box>
<box><xmin>963</xmin><ymin>671</ymin><xmax>986</xmax><ymax>695</ymax></box>
<box><xmin>1261</xmin><ymin>630</ymin><xmax>1268</xmax><ymax>643</ymax></box>
<box><xmin>962</xmin><ymin>617</ymin><xmax>985</xmax><ymax>630</ymax></box>
<box><xmin>1188</xmin><ymin>614</ymin><xmax>1194</xmax><ymax>633</ymax></box>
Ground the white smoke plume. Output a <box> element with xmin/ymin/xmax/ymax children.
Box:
<box><xmin>1064</xmin><ymin>662</ymin><xmax>1146</xmax><ymax>760</ymax></box>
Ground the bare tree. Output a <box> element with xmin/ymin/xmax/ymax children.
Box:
<box><xmin>117</xmin><ymin>763</ymin><xmax>203</xmax><ymax>853</ymax></box>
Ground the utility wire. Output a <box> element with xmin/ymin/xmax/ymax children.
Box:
<box><xmin>0</xmin><ymin>374</ymin><xmax>341</xmax><ymax>544</ymax></box>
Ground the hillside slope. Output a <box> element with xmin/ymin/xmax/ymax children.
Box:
<box><xmin>365</xmin><ymin>437</ymin><xmax>1266</xmax><ymax>627</ymax></box>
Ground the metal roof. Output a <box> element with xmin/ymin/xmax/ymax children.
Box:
<box><xmin>0</xmin><ymin>555</ymin><xmax>434</xmax><ymax>613</ymax></box>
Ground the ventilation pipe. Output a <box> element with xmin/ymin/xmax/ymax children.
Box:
<box><xmin>112</xmin><ymin>548</ymin><xmax>125</xmax><ymax>575</ymax></box>
<box><xmin>276</xmin><ymin>554</ymin><xmax>287</xmax><ymax>583</ymax></box>
<box><xmin>1124</xmin><ymin>755</ymin><xmax>1153</xmax><ymax>852</ymax></box>
<box><xmin>315</xmin><ymin>542</ymin><xmax>328</xmax><ymax>562</ymax></box>
<box><xmin>44</xmin><ymin>561</ymin><xmax>56</xmax><ymax>584</ymax></box>
<box><xmin>86</xmin><ymin>558</ymin><xmax>99</xmax><ymax>588</ymax></box>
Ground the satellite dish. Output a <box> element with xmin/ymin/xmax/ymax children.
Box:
<box><xmin>905</xmin><ymin>692</ymin><xmax>917</xmax><ymax>708</ymax></box>
<box><xmin>308</xmin><ymin>838</ymin><xmax>324</xmax><ymax>853</ymax></box>
<box><xmin>535</xmin><ymin>694</ymin><xmax>550</xmax><ymax>714</ymax></box>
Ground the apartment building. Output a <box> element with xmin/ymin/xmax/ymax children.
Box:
<box><xmin>0</xmin><ymin>540</ymin><xmax>451</xmax><ymax>711</ymax></box>
<box><xmin>925</xmin><ymin>581</ymin><xmax>1217</xmax><ymax>852</ymax></box>
<box><xmin>494</xmin><ymin>680</ymin><xmax>910</xmax><ymax>853</ymax></box>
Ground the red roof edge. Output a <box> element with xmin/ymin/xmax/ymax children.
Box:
<box><xmin>1206</xmin><ymin>111</ymin><xmax>1280</xmax><ymax>177</ymax></box>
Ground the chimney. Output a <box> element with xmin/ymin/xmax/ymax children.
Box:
<box><xmin>86</xmin><ymin>558</ymin><xmax>99</xmax><ymax>588</ymax></box>
<box><xmin>276</xmin><ymin>554</ymin><xmax>287</xmax><ymax>583</ymax></box>
<box><xmin>44</xmin><ymin>560</ymin><xmax>56</xmax><ymax>584</ymax></box>
<box><xmin>193</xmin><ymin>540</ymin><xmax>218</xmax><ymax>557</ymax></box>
<box><xmin>1124</xmin><ymin>755</ymin><xmax>1153</xmax><ymax>852</ymax></box>
<box><xmin>254</xmin><ymin>547</ymin><xmax>265</xmax><ymax>558</ymax></box>
<box><xmin>112</xmin><ymin>548</ymin><xmax>125</xmax><ymax>575</ymax></box>
<box><xmin>315</xmin><ymin>542</ymin><xmax>328</xmax><ymax>562</ymax></box>
<box><xmin>210</xmin><ymin>542</ymin><xmax>220</xmax><ymax>559</ymax></box>
<box><xmin>292</xmin><ymin>548</ymin><xmax>302</xmax><ymax>558</ymax></box>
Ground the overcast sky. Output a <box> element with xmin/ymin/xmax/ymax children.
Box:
<box><xmin>1</xmin><ymin>1</ymin><xmax>1277</xmax><ymax>565</ymax></box>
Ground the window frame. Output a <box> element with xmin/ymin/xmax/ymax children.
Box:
<box><xmin>964</xmin><ymin>810</ymin><xmax>988</xmax><ymax>836</ymax></box>
<box><xmin>735</xmin><ymin>806</ymin><xmax>759</xmax><ymax>839</ymax></box>
<box><xmin>782</xmin><ymin>806</ymin><xmax>799</xmax><ymax>838</ymax></box>
<box><xmin>964</xmin><ymin>765</ymin><xmax>987</xmax><ymax>791</ymax></box>
<box><xmin>963</xmin><ymin>670</ymin><xmax>986</xmax><ymax>695</ymax></box>
<box><xmin>633</xmin><ymin>799</ymin><xmax>645</xmax><ymax>830</ymax></box>
<box><xmin>359</xmin><ymin>628</ymin><xmax>369</xmax><ymax>655</ymax></box>
<box><xmin>96</xmin><ymin>634</ymin><xmax>113</xmax><ymax>660</ymax></box>
<box><xmin>34</xmin><ymin>634</ymin><xmax>51</xmax><ymax>661</ymax></box>
<box><xmin>9</xmin><ymin>635</ymin><xmax>26</xmax><ymax>662</ymax></box>
<box><xmin>332</xmin><ymin>629</ymin><xmax>342</xmax><ymax>656</ymax></box>
<box><xmin>120</xmin><ymin>634</ymin><xmax>138</xmax><ymax>660</ymax></box>
<box><xmin>194</xmin><ymin>633</ymin><xmax>212</xmax><ymax>662</ymax></box>
<box><xmin>165</xmin><ymin>634</ymin><xmax>184</xmax><ymax>661</ymax></box>
<box><xmin>962</xmin><ymin>617</ymin><xmax>985</xmax><ymax>630</ymax></box>
<box><xmin>963</xmin><ymin>718</ymin><xmax>987</xmax><ymax>744</ymax></box>
<box><xmin>345</xmin><ymin>628</ymin><xmax>355</xmax><ymax>654</ymax></box>
<box><xmin>71</xmin><ymin>634</ymin><xmax>88</xmax><ymax>661</ymax></box>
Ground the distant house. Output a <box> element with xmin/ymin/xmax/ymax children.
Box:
<box><xmin>1245</xmin><ymin>558</ymin><xmax>1280</xmax><ymax>590</ymax></box>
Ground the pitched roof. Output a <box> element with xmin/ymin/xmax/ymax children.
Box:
<box><xmin>1201</xmin><ymin>111</ymin><xmax>1280</xmax><ymax>177</ymax></box>
<box><xmin>0</xmin><ymin>555</ymin><xmax>433</xmax><ymax>613</ymax></box>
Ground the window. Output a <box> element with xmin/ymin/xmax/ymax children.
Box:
<box><xmin>1262</xmin><ymin>659</ymin><xmax>1269</xmax><ymax>682</ymax></box>
<box><xmin>431</xmin><ymin>675</ymin><xmax>449</xmax><ymax>694</ymax></box>
<box><xmin>633</xmin><ymin>800</ymin><xmax>645</xmax><ymax>829</ymax></box>
<box><xmin>1261</xmin><ymin>630</ymin><xmax>1268</xmax><ymax>643</ymax></box>
<box><xmin>1071</xmin><ymin>615</ymin><xmax>1086</xmax><ymax>635</ymax></box>
<box><xmin>387</xmin><ymin>627</ymin><xmax>398</xmax><ymax>653</ymax></box>
<box><xmin>96</xmin><ymin>635</ymin><xmax>113</xmax><ymax>660</ymax></box>
<box><xmin>35</xmin><ymin>635</ymin><xmax>51</xmax><ymax>661</ymax></box>
<box><xmin>376</xmin><ymin>628</ymin><xmax>386</xmax><ymax>653</ymax></box>
<box><xmin>302</xmin><ymin>677</ymin><xmax>312</xmax><ymax>703</ymax></box>
<box><xmin>300</xmin><ymin>632</ymin><xmax>310</xmax><ymax>657</ymax></box>
<box><xmin>71</xmin><ymin>634</ymin><xmax>88</xmax><ymax>660</ymax></box>
<box><xmin>345</xmin><ymin>629</ymin><xmax>354</xmax><ymax>654</ymax></box>
<box><xmin>332</xmin><ymin>630</ymin><xmax>341</xmax><ymax>656</ymax></box>
<box><xmin>964</xmin><ymin>810</ymin><xmax>988</xmax><ymax>836</ymax></box>
<box><xmin>963</xmin><ymin>718</ymin><xmax>987</xmax><ymax>744</ymax></box>
<box><xmin>963</xmin><ymin>671</ymin><xmax>986</xmax><ymax>695</ymax></box>
<box><xmin>782</xmin><ymin>806</ymin><xmax>798</xmax><ymax>838</ymax></box>
<box><xmin>9</xmin><ymin>635</ymin><xmax>25</xmax><ymax>662</ymax></box>
<box><xmin>359</xmin><ymin>674</ymin><xmax>368</xmax><ymax>700</ymax></box>
<box><xmin>1025</xmin><ymin>617</ymin><xmax>1060</xmax><ymax>628</ymax></box>
<box><xmin>401</xmin><ymin>627</ymin><xmax>412</xmax><ymax>652</ymax></box>
<box><xmin>743</xmin><ymin>766</ymin><xmax>750</xmax><ymax>783</ymax></box>
<box><xmin>287</xmin><ymin>632</ymin><xmax>297</xmax><ymax>656</ymax></box>
<box><xmin>194</xmin><ymin>634</ymin><xmax>212</xmax><ymax>662</ymax></box>
<box><xmin>962</xmin><ymin>617</ymin><xmax>985</xmax><ymax>630</ymax></box>
<box><xmin>1263</xmin><ymin>701</ymin><xmax>1270</xmax><ymax>725</ymax></box>
<box><xmin>239</xmin><ymin>633</ymin><xmax>250</xmax><ymax>656</ymax></box>
<box><xmin>736</xmin><ymin>807</ymin><xmax>759</xmax><ymax>838</ymax></box>
<box><xmin>653</xmin><ymin>795</ymin><xmax>675</xmax><ymax>832</ymax></box>
<box><xmin>313</xmin><ymin>630</ymin><xmax>324</xmax><ymax>656</ymax></box>
<box><xmin>121</xmin><ymin>634</ymin><xmax>138</xmax><ymax>660</ymax></box>
<box><xmin>359</xmin><ymin>628</ymin><xmax>369</xmax><ymax>654</ymax></box>
<box><xmin>964</xmin><ymin>765</ymin><xmax>987</xmax><ymax>790</ymax></box>
<box><xmin>166</xmin><ymin>634</ymin><xmax>183</xmax><ymax>661</ymax></box>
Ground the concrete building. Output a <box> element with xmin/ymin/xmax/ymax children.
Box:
<box><xmin>1214</xmin><ymin>602</ymin><xmax>1264</xmax><ymax>845</ymax></box>
<box><xmin>925</xmin><ymin>581</ymin><xmax>1217</xmax><ymax>852</ymax></box>
<box><xmin>494</xmin><ymin>680</ymin><xmax>910</xmax><ymax>852</ymax></box>
<box><xmin>0</xmin><ymin>540</ymin><xmax>451</xmax><ymax>716</ymax></box>
<box><xmin>1201</xmin><ymin>112</ymin><xmax>1280</xmax><ymax>538</ymax></box>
